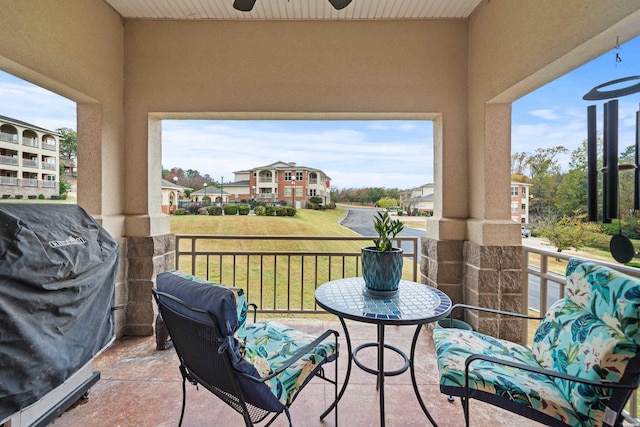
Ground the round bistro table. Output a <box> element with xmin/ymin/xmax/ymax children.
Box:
<box><xmin>315</xmin><ymin>277</ymin><xmax>452</xmax><ymax>427</ymax></box>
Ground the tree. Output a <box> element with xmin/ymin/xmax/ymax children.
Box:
<box><xmin>556</xmin><ymin>169</ymin><xmax>587</xmax><ymax>215</ymax></box>
<box><xmin>511</xmin><ymin>152</ymin><xmax>528</xmax><ymax>176</ymax></box>
<box><xmin>525</xmin><ymin>146</ymin><xmax>568</xmax><ymax>220</ymax></box>
<box><xmin>538</xmin><ymin>215</ymin><xmax>606</xmax><ymax>252</ymax></box>
<box><xmin>56</xmin><ymin>128</ymin><xmax>77</xmax><ymax>159</ymax></box>
<box><xmin>376</xmin><ymin>197</ymin><xmax>399</xmax><ymax>210</ymax></box>
<box><xmin>58</xmin><ymin>164</ymin><xmax>71</xmax><ymax>196</ymax></box>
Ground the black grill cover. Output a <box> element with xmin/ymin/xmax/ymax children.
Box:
<box><xmin>0</xmin><ymin>204</ymin><xmax>118</xmax><ymax>420</ymax></box>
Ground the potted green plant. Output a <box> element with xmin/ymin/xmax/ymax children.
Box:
<box><xmin>361</xmin><ymin>211</ymin><xmax>405</xmax><ymax>297</ymax></box>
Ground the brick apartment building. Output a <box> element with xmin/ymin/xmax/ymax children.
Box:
<box><xmin>224</xmin><ymin>161</ymin><xmax>331</xmax><ymax>208</ymax></box>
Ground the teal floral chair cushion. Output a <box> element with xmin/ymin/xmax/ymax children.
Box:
<box><xmin>242</xmin><ymin>321</ymin><xmax>339</xmax><ymax>406</ymax></box>
<box><xmin>433</xmin><ymin>259</ymin><xmax>640</xmax><ymax>427</ymax></box>
<box><xmin>433</xmin><ymin>328</ymin><xmax>581</xmax><ymax>425</ymax></box>
<box><xmin>160</xmin><ymin>270</ymin><xmax>248</xmax><ymax>340</ymax></box>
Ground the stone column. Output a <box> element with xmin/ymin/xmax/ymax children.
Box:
<box><xmin>421</xmin><ymin>237</ymin><xmax>464</xmax><ymax>305</ymax></box>
<box><xmin>463</xmin><ymin>242</ymin><xmax>522</xmax><ymax>342</ymax></box>
<box><xmin>124</xmin><ymin>234</ymin><xmax>175</xmax><ymax>336</ymax></box>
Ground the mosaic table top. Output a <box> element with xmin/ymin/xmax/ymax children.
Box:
<box><xmin>315</xmin><ymin>277</ymin><xmax>452</xmax><ymax>325</ymax></box>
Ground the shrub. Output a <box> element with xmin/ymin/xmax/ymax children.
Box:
<box><xmin>187</xmin><ymin>203</ymin><xmax>203</xmax><ymax>215</ymax></box>
<box><xmin>265</xmin><ymin>206</ymin><xmax>275</xmax><ymax>216</ymax></box>
<box><xmin>2</xmin><ymin>194</ymin><xmax>10</xmax><ymax>199</ymax></box>
<box><xmin>197</xmin><ymin>207</ymin><xmax>208</xmax><ymax>215</ymax></box>
<box><xmin>327</xmin><ymin>202</ymin><xmax>336</xmax><ymax>209</ymax></box>
<box><xmin>38</xmin><ymin>194</ymin><xmax>45</xmax><ymax>199</ymax></box>
<box><xmin>175</xmin><ymin>208</ymin><xmax>187</xmax><ymax>215</ymax></box>
<box><xmin>238</xmin><ymin>205</ymin><xmax>250</xmax><ymax>215</ymax></box>
<box><xmin>224</xmin><ymin>205</ymin><xmax>238</xmax><ymax>215</ymax></box>
<box><xmin>207</xmin><ymin>206</ymin><xmax>222</xmax><ymax>216</ymax></box>
<box><xmin>275</xmin><ymin>206</ymin><xmax>287</xmax><ymax>216</ymax></box>
<box><xmin>49</xmin><ymin>195</ymin><xmax>59</xmax><ymax>200</ymax></box>
<box><xmin>15</xmin><ymin>195</ymin><xmax>23</xmax><ymax>199</ymax></box>
<box><xmin>254</xmin><ymin>206</ymin><xmax>266</xmax><ymax>216</ymax></box>
<box><xmin>286</xmin><ymin>206</ymin><xmax>297</xmax><ymax>217</ymax></box>
<box><xmin>28</xmin><ymin>195</ymin><xmax>37</xmax><ymax>199</ymax></box>
<box><xmin>397</xmin><ymin>210</ymin><xmax>403</xmax><ymax>216</ymax></box>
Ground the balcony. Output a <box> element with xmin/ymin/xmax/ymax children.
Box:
<box><xmin>42</xmin><ymin>180</ymin><xmax>56</xmax><ymax>188</ymax></box>
<box><xmin>42</xmin><ymin>162</ymin><xmax>56</xmax><ymax>171</ymax></box>
<box><xmin>22</xmin><ymin>178</ymin><xmax>37</xmax><ymax>187</ymax></box>
<box><xmin>22</xmin><ymin>158</ymin><xmax>38</xmax><ymax>168</ymax></box>
<box><xmin>0</xmin><ymin>155</ymin><xmax>18</xmax><ymax>166</ymax></box>
<box><xmin>45</xmin><ymin>238</ymin><xmax>640</xmax><ymax>425</ymax></box>
<box><xmin>50</xmin><ymin>318</ymin><xmax>540</xmax><ymax>427</ymax></box>
<box><xmin>22</xmin><ymin>138</ymin><xmax>38</xmax><ymax>148</ymax></box>
<box><xmin>0</xmin><ymin>176</ymin><xmax>18</xmax><ymax>186</ymax></box>
<box><xmin>0</xmin><ymin>132</ymin><xmax>18</xmax><ymax>144</ymax></box>
<box><xmin>43</xmin><ymin>143</ymin><xmax>57</xmax><ymax>151</ymax></box>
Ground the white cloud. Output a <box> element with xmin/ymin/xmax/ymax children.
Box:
<box><xmin>162</xmin><ymin>119</ymin><xmax>433</xmax><ymax>189</ymax></box>
<box><xmin>529</xmin><ymin>109</ymin><xmax>560</xmax><ymax>120</ymax></box>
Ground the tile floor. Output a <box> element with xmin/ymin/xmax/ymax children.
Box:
<box><xmin>51</xmin><ymin>319</ymin><xmax>544</xmax><ymax>427</ymax></box>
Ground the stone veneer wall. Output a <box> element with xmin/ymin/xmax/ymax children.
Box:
<box><xmin>421</xmin><ymin>237</ymin><xmax>464</xmax><ymax>305</ymax></box>
<box><xmin>123</xmin><ymin>233</ymin><xmax>175</xmax><ymax>336</ymax></box>
<box><xmin>113</xmin><ymin>237</ymin><xmax>128</xmax><ymax>338</ymax></box>
<box><xmin>463</xmin><ymin>242</ymin><xmax>523</xmax><ymax>343</ymax></box>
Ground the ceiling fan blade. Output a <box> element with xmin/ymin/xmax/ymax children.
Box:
<box><xmin>328</xmin><ymin>0</ymin><xmax>352</xmax><ymax>10</ymax></box>
<box><xmin>233</xmin><ymin>0</ymin><xmax>257</xmax><ymax>12</ymax></box>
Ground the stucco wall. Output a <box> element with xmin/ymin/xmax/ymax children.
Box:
<box><xmin>0</xmin><ymin>0</ymin><xmax>126</xmax><ymax>236</ymax></box>
<box><xmin>122</xmin><ymin>19</ymin><xmax>470</xmax><ymax>236</ymax></box>
<box><xmin>465</xmin><ymin>0</ymin><xmax>640</xmax><ymax>244</ymax></box>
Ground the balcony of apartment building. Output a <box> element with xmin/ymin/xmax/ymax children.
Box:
<box><xmin>0</xmin><ymin>173</ymin><xmax>18</xmax><ymax>186</ymax></box>
<box><xmin>21</xmin><ymin>172</ymin><xmax>38</xmax><ymax>188</ymax></box>
<box><xmin>257</xmin><ymin>171</ymin><xmax>274</xmax><ymax>183</ymax></box>
<box><xmin>3</xmin><ymin>1</ymin><xmax>640</xmax><ymax>426</ymax></box>
<box><xmin>41</xmin><ymin>176</ymin><xmax>56</xmax><ymax>188</ymax></box>
<box><xmin>21</xmin><ymin>154</ymin><xmax>38</xmax><ymax>169</ymax></box>
<box><xmin>22</xmin><ymin>130</ymin><xmax>38</xmax><ymax>148</ymax></box>
<box><xmin>0</xmin><ymin>149</ymin><xmax>18</xmax><ymax>167</ymax></box>
<box><xmin>41</xmin><ymin>157</ymin><xmax>56</xmax><ymax>171</ymax></box>
<box><xmin>42</xmin><ymin>136</ymin><xmax>56</xmax><ymax>151</ymax></box>
<box><xmin>48</xmin><ymin>235</ymin><xmax>640</xmax><ymax>426</ymax></box>
<box><xmin>0</xmin><ymin>125</ymin><xmax>18</xmax><ymax>145</ymax></box>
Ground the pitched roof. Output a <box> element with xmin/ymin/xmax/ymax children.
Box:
<box><xmin>0</xmin><ymin>114</ymin><xmax>58</xmax><ymax>134</ymax></box>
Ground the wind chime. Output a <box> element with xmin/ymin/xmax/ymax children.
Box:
<box><xmin>583</xmin><ymin>75</ymin><xmax>640</xmax><ymax>263</ymax></box>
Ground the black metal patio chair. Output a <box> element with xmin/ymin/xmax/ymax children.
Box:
<box><xmin>152</xmin><ymin>270</ymin><xmax>339</xmax><ymax>427</ymax></box>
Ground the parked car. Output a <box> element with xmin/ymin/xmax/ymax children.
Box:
<box><xmin>521</xmin><ymin>225</ymin><xmax>531</xmax><ymax>238</ymax></box>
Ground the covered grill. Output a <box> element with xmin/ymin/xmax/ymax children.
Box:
<box><xmin>0</xmin><ymin>204</ymin><xmax>118</xmax><ymax>426</ymax></box>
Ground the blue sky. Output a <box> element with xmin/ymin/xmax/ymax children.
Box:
<box><xmin>0</xmin><ymin>35</ymin><xmax>638</xmax><ymax>189</ymax></box>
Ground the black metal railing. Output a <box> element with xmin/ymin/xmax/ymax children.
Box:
<box><xmin>174</xmin><ymin>234</ymin><xmax>419</xmax><ymax>314</ymax></box>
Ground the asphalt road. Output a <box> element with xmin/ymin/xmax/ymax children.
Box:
<box><xmin>341</xmin><ymin>208</ymin><xmax>562</xmax><ymax>311</ymax></box>
<box><xmin>339</xmin><ymin>207</ymin><xmax>425</xmax><ymax>258</ymax></box>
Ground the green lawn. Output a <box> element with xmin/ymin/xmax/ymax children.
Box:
<box><xmin>170</xmin><ymin>208</ymin><xmax>417</xmax><ymax>312</ymax></box>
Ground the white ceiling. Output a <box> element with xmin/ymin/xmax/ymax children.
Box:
<box><xmin>104</xmin><ymin>0</ymin><xmax>482</xmax><ymax>20</ymax></box>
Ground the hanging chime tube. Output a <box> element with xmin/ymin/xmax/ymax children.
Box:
<box><xmin>635</xmin><ymin>105</ymin><xmax>640</xmax><ymax>210</ymax></box>
<box><xmin>587</xmin><ymin>105</ymin><xmax>598</xmax><ymax>221</ymax></box>
<box><xmin>605</xmin><ymin>100</ymin><xmax>619</xmax><ymax>220</ymax></box>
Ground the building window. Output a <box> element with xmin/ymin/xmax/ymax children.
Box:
<box><xmin>521</xmin><ymin>203</ymin><xmax>526</xmax><ymax>211</ymax></box>
<box><xmin>309</xmin><ymin>189</ymin><xmax>317</xmax><ymax>196</ymax></box>
<box><xmin>511</xmin><ymin>202</ymin><xmax>518</xmax><ymax>212</ymax></box>
<box><xmin>511</xmin><ymin>187</ymin><xmax>518</xmax><ymax>196</ymax></box>
<box><xmin>284</xmin><ymin>187</ymin><xmax>291</xmax><ymax>196</ymax></box>
<box><xmin>296</xmin><ymin>187</ymin><xmax>302</xmax><ymax>197</ymax></box>
<box><xmin>296</xmin><ymin>171</ymin><xmax>303</xmax><ymax>181</ymax></box>
<box><xmin>284</xmin><ymin>171</ymin><xmax>291</xmax><ymax>181</ymax></box>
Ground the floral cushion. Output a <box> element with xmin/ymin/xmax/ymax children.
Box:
<box><xmin>159</xmin><ymin>270</ymin><xmax>248</xmax><ymax>340</ymax></box>
<box><xmin>241</xmin><ymin>321</ymin><xmax>338</xmax><ymax>406</ymax></box>
<box><xmin>433</xmin><ymin>259</ymin><xmax>640</xmax><ymax>427</ymax></box>
<box><xmin>433</xmin><ymin>328</ymin><xmax>581</xmax><ymax>426</ymax></box>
